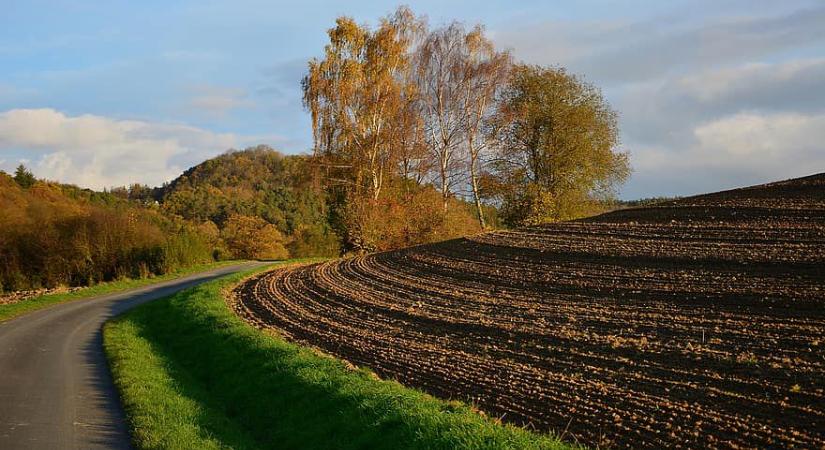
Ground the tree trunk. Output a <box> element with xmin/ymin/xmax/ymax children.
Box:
<box><xmin>440</xmin><ymin>155</ymin><xmax>449</xmax><ymax>212</ymax></box>
<box><xmin>469</xmin><ymin>148</ymin><xmax>486</xmax><ymax>230</ymax></box>
<box><xmin>441</xmin><ymin>181</ymin><xmax>449</xmax><ymax>211</ymax></box>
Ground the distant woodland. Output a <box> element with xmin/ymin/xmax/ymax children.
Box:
<box><xmin>0</xmin><ymin>7</ymin><xmax>631</xmax><ymax>292</ymax></box>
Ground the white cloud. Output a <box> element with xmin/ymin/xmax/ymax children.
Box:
<box><xmin>492</xmin><ymin>3</ymin><xmax>825</xmax><ymax>198</ymax></box>
<box><xmin>616</xmin><ymin>57</ymin><xmax>825</xmax><ymax>150</ymax></box>
<box><xmin>0</xmin><ymin>108</ymin><xmax>239</xmax><ymax>189</ymax></box>
<box><xmin>494</xmin><ymin>5</ymin><xmax>825</xmax><ymax>86</ymax></box>
<box><xmin>675</xmin><ymin>58</ymin><xmax>825</xmax><ymax>106</ymax></box>
<box><xmin>693</xmin><ymin>112</ymin><xmax>825</xmax><ymax>163</ymax></box>
<box><xmin>630</xmin><ymin>112</ymin><xmax>825</xmax><ymax>195</ymax></box>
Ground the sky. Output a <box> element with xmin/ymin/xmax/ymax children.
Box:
<box><xmin>1</xmin><ymin>0</ymin><xmax>823</xmax><ymax>198</ymax></box>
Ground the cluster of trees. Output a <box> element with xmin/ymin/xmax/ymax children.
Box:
<box><xmin>157</xmin><ymin>146</ymin><xmax>490</xmax><ymax>255</ymax></box>
<box><xmin>302</xmin><ymin>7</ymin><xmax>629</xmax><ymax>248</ymax></box>
<box><xmin>0</xmin><ymin>152</ymin><xmax>340</xmax><ymax>292</ymax></box>
<box><xmin>0</xmin><ymin>167</ymin><xmax>214</xmax><ymax>292</ymax></box>
<box><xmin>1</xmin><ymin>8</ymin><xmax>633</xmax><ymax>290</ymax></box>
<box><xmin>158</xmin><ymin>146</ymin><xmax>340</xmax><ymax>258</ymax></box>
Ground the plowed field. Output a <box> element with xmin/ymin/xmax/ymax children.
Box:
<box><xmin>233</xmin><ymin>174</ymin><xmax>825</xmax><ymax>449</ymax></box>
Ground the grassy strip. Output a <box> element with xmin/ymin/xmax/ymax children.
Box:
<box><xmin>0</xmin><ymin>260</ymin><xmax>240</xmax><ymax>323</ymax></box>
<box><xmin>104</xmin><ymin>261</ymin><xmax>578</xmax><ymax>450</ymax></box>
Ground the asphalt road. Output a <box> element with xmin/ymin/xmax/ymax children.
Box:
<box><xmin>0</xmin><ymin>262</ymin><xmax>261</xmax><ymax>449</ymax></box>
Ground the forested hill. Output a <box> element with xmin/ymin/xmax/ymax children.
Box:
<box><xmin>157</xmin><ymin>145</ymin><xmax>340</xmax><ymax>258</ymax></box>
<box><xmin>160</xmin><ymin>145</ymin><xmax>314</xmax><ymax>207</ymax></box>
<box><xmin>0</xmin><ymin>148</ymin><xmax>339</xmax><ymax>293</ymax></box>
<box><xmin>0</xmin><ymin>145</ymin><xmax>484</xmax><ymax>293</ymax></box>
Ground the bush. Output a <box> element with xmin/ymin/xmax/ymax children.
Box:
<box><xmin>287</xmin><ymin>224</ymin><xmax>341</xmax><ymax>258</ymax></box>
<box><xmin>341</xmin><ymin>184</ymin><xmax>482</xmax><ymax>253</ymax></box>
<box><xmin>221</xmin><ymin>214</ymin><xmax>290</xmax><ymax>260</ymax></box>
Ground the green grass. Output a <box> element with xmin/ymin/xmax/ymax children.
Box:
<box><xmin>103</xmin><ymin>261</ymin><xmax>578</xmax><ymax>450</ymax></box>
<box><xmin>0</xmin><ymin>261</ymin><xmax>240</xmax><ymax>323</ymax></box>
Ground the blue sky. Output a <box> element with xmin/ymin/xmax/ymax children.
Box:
<box><xmin>1</xmin><ymin>0</ymin><xmax>824</xmax><ymax>198</ymax></box>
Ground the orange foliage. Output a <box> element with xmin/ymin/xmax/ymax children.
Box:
<box><xmin>0</xmin><ymin>172</ymin><xmax>214</xmax><ymax>291</ymax></box>
<box><xmin>220</xmin><ymin>214</ymin><xmax>289</xmax><ymax>260</ymax></box>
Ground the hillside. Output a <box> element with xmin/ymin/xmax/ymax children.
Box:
<box><xmin>0</xmin><ymin>145</ymin><xmax>489</xmax><ymax>292</ymax></box>
<box><xmin>233</xmin><ymin>173</ymin><xmax>825</xmax><ymax>448</ymax></box>
<box><xmin>158</xmin><ymin>146</ymin><xmax>340</xmax><ymax>257</ymax></box>
<box><xmin>159</xmin><ymin>145</ymin><xmax>490</xmax><ymax>256</ymax></box>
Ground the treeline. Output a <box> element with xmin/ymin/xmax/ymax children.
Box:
<box><xmin>156</xmin><ymin>146</ymin><xmax>495</xmax><ymax>255</ymax></box>
<box><xmin>0</xmin><ymin>167</ymin><xmax>214</xmax><ymax>292</ymax></box>
<box><xmin>302</xmin><ymin>6</ymin><xmax>630</xmax><ymax>251</ymax></box>
<box><xmin>608</xmin><ymin>197</ymin><xmax>682</xmax><ymax>209</ymax></box>
<box><xmin>158</xmin><ymin>145</ymin><xmax>497</xmax><ymax>257</ymax></box>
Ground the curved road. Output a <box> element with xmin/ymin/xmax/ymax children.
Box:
<box><xmin>0</xmin><ymin>262</ymin><xmax>261</xmax><ymax>449</ymax></box>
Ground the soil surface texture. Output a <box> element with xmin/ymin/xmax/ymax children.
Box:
<box><xmin>233</xmin><ymin>174</ymin><xmax>825</xmax><ymax>449</ymax></box>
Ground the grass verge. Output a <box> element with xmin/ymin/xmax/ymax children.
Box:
<box><xmin>103</xmin><ymin>261</ymin><xmax>578</xmax><ymax>450</ymax></box>
<box><xmin>0</xmin><ymin>260</ymin><xmax>240</xmax><ymax>323</ymax></box>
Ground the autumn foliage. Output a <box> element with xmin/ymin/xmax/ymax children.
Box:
<box><xmin>0</xmin><ymin>151</ymin><xmax>336</xmax><ymax>292</ymax></box>
<box><xmin>303</xmin><ymin>6</ymin><xmax>630</xmax><ymax>242</ymax></box>
<box><xmin>158</xmin><ymin>146</ymin><xmax>340</xmax><ymax>258</ymax></box>
<box><xmin>221</xmin><ymin>214</ymin><xmax>289</xmax><ymax>260</ymax></box>
<box><xmin>0</xmin><ymin>7</ymin><xmax>632</xmax><ymax>291</ymax></box>
<box><xmin>0</xmin><ymin>172</ymin><xmax>213</xmax><ymax>291</ymax></box>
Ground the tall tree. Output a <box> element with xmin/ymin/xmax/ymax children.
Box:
<box><xmin>459</xmin><ymin>26</ymin><xmax>511</xmax><ymax>229</ymax></box>
<box><xmin>414</xmin><ymin>23</ymin><xmax>470</xmax><ymax>210</ymax></box>
<box><xmin>488</xmin><ymin>64</ymin><xmax>631</xmax><ymax>226</ymax></box>
<box><xmin>395</xmin><ymin>35</ymin><xmax>430</xmax><ymax>188</ymax></box>
<box><xmin>395</xmin><ymin>81</ymin><xmax>430</xmax><ymax>186</ymax></box>
<box><xmin>302</xmin><ymin>7</ymin><xmax>424</xmax><ymax>201</ymax></box>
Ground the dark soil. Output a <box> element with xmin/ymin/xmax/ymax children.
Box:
<box><xmin>233</xmin><ymin>173</ymin><xmax>825</xmax><ymax>449</ymax></box>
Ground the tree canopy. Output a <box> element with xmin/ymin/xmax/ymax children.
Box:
<box><xmin>484</xmin><ymin>64</ymin><xmax>631</xmax><ymax>225</ymax></box>
<box><xmin>159</xmin><ymin>146</ymin><xmax>340</xmax><ymax>258</ymax></box>
<box><xmin>302</xmin><ymin>7</ymin><xmax>631</xmax><ymax>237</ymax></box>
<box><xmin>302</xmin><ymin>8</ymin><xmax>424</xmax><ymax>201</ymax></box>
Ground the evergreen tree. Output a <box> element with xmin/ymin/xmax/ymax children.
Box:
<box><xmin>13</xmin><ymin>165</ymin><xmax>36</xmax><ymax>189</ymax></box>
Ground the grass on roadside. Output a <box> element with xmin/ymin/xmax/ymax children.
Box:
<box><xmin>0</xmin><ymin>260</ymin><xmax>240</xmax><ymax>323</ymax></box>
<box><xmin>103</xmin><ymin>261</ymin><xmax>578</xmax><ymax>450</ymax></box>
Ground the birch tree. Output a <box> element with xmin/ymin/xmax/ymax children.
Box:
<box><xmin>302</xmin><ymin>7</ymin><xmax>423</xmax><ymax>201</ymax></box>
<box><xmin>414</xmin><ymin>23</ymin><xmax>469</xmax><ymax>210</ymax></box>
<box><xmin>459</xmin><ymin>26</ymin><xmax>511</xmax><ymax>229</ymax></box>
